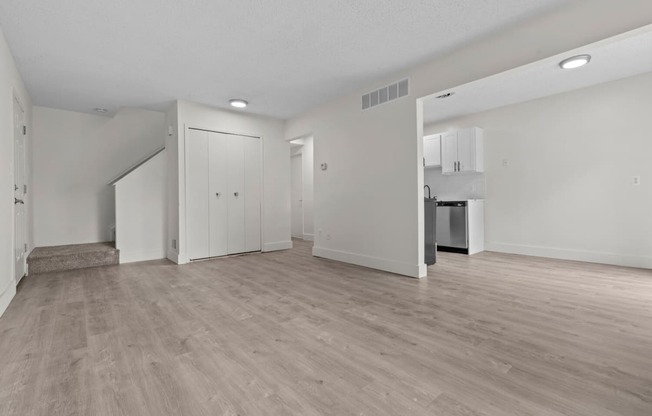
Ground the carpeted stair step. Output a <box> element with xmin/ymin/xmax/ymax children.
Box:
<box><xmin>27</xmin><ymin>242</ymin><xmax>120</xmax><ymax>275</ymax></box>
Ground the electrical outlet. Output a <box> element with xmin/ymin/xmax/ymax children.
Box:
<box><xmin>502</xmin><ymin>158</ymin><xmax>509</xmax><ymax>167</ymax></box>
<box><xmin>326</xmin><ymin>233</ymin><xmax>331</xmax><ymax>240</ymax></box>
<box><xmin>172</xmin><ymin>239</ymin><xmax>177</xmax><ymax>249</ymax></box>
<box><xmin>632</xmin><ymin>176</ymin><xmax>641</xmax><ymax>186</ymax></box>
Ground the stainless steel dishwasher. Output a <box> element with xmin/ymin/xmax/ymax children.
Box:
<box><xmin>436</xmin><ymin>201</ymin><xmax>468</xmax><ymax>253</ymax></box>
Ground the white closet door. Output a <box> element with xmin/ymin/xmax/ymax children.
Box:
<box><xmin>243</xmin><ymin>136</ymin><xmax>262</xmax><ymax>252</ymax></box>
<box><xmin>208</xmin><ymin>132</ymin><xmax>229</xmax><ymax>257</ymax></box>
<box><xmin>186</xmin><ymin>129</ymin><xmax>210</xmax><ymax>259</ymax></box>
<box><xmin>227</xmin><ymin>136</ymin><xmax>245</xmax><ymax>254</ymax></box>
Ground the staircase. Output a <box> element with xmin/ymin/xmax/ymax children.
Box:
<box><xmin>27</xmin><ymin>242</ymin><xmax>119</xmax><ymax>275</ymax></box>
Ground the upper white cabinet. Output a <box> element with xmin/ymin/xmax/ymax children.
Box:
<box><xmin>441</xmin><ymin>127</ymin><xmax>484</xmax><ymax>174</ymax></box>
<box><xmin>423</xmin><ymin>134</ymin><xmax>441</xmax><ymax>168</ymax></box>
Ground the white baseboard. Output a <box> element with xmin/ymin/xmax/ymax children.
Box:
<box><xmin>486</xmin><ymin>242</ymin><xmax>652</xmax><ymax>269</ymax></box>
<box><xmin>302</xmin><ymin>233</ymin><xmax>314</xmax><ymax>242</ymax></box>
<box><xmin>312</xmin><ymin>246</ymin><xmax>425</xmax><ymax>278</ymax></box>
<box><xmin>167</xmin><ymin>248</ymin><xmax>189</xmax><ymax>264</ymax></box>
<box><xmin>0</xmin><ymin>283</ymin><xmax>16</xmax><ymax>318</ymax></box>
<box><xmin>263</xmin><ymin>240</ymin><xmax>293</xmax><ymax>252</ymax></box>
<box><xmin>120</xmin><ymin>249</ymin><xmax>167</xmax><ymax>264</ymax></box>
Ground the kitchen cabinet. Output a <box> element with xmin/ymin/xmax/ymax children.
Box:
<box><xmin>186</xmin><ymin>128</ymin><xmax>261</xmax><ymax>260</ymax></box>
<box><xmin>423</xmin><ymin>134</ymin><xmax>441</xmax><ymax>167</ymax></box>
<box><xmin>441</xmin><ymin>127</ymin><xmax>484</xmax><ymax>174</ymax></box>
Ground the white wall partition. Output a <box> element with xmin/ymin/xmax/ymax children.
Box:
<box><xmin>301</xmin><ymin>137</ymin><xmax>314</xmax><ymax>241</ymax></box>
<box><xmin>114</xmin><ymin>150</ymin><xmax>167</xmax><ymax>263</ymax></box>
<box><xmin>285</xmin><ymin>3</ymin><xmax>652</xmax><ymax>277</ymax></box>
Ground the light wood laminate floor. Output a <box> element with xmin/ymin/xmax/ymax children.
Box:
<box><xmin>1</xmin><ymin>239</ymin><xmax>651</xmax><ymax>416</ymax></box>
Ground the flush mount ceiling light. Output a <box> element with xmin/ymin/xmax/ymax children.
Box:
<box><xmin>229</xmin><ymin>99</ymin><xmax>248</xmax><ymax>108</ymax></box>
<box><xmin>93</xmin><ymin>107</ymin><xmax>108</xmax><ymax>113</ymax></box>
<box><xmin>436</xmin><ymin>92</ymin><xmax>455</xmax><ymax>99</ymax></box>
<box><xmin>559</xmin><ymin>54</ymin><xmax>591</xmax><ymax>69</ymax></box>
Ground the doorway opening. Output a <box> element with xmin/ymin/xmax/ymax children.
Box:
<box><xmin>289</xmin><ymin>136</ymin><xmax>314</xmax><ymax>241</ymax></box>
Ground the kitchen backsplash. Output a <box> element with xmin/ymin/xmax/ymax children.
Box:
<box><xmin>424</xmin><ymin>169</ymin><xmax>486</xmax><ymax>200</ymax></box>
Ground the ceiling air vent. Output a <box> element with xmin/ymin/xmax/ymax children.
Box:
<box><xmin>362</xmin><ymin>78</ymin><xmax>409</xmax><ymax>110</ymax></box>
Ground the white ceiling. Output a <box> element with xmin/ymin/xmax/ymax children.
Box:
<box><xmin>0</xmin><ymin>0</ymin><xmax>568</xmax><ymax>118</ymax></box>
<box><xmin>422</xmin><ymin>24</ymin><xmax>652</xmax><ymax>125</ymax></box>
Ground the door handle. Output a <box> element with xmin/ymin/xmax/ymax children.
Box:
<box><xmin>234</xmin><ymin>192</ymin><xmax>239</xmax><ymax>197</ymax></box>
<box><xmin>14</xmin><ymin>198</ymin><xmax>24</xmax><ymax>205</ymax></box>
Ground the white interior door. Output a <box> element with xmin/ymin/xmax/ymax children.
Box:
<box><xmin>13</xmin><ymin>97</ymin><xmax>26</xmax><ymax>283</ymax></box>
<box><xmin>243</xmin><ymin>136</ymin><xmax>261</xmax><ymax>252</ymax></box>
<box><xmin>227</xmin><ymin>136</ymin><xmax>245</xmax><ymax>254</ymax></box>
<box><xmin>208</xmin><ymin>132</ymin><xmax>229</xmax><ymax>257</ymax></box>
<box><xmin>186</xmin><ymin>129</ymin><xmax>210</xmax><ymax>259</ymax></box>
<box><xmin>291</xmin><ymin>154</ymin><xmax>303</xmax><ymax>238</ymax></box>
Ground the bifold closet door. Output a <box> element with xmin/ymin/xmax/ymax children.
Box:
<box><xmin>186</xmin><ymin>129</ymin><xmax>261</xmax><ymax>260</ymax></box>
<box><xmin>243</xmin><ymin>136</ymin><xmax>261</xmax><ymax>252</ymax></box>
<box><xmin>186</xmin><ymin>129</ymin><xmax>210</xmax><ymax>259</ymax></box>
<box><xmin>227</xmin><ymin>136</ymin><xmax>246</xmax><ymax>254</ymax></box>
<box><xmin>224</xmin><ymin>134</ymin><xmax>262</xmax><ymax>254</ymax></box>
<box><xmin>208</xmin><ymin>132</ymin><xmax>228</xmax><ymax>257</ymax></box>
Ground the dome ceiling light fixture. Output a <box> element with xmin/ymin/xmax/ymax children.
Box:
<box><xmin>229</xmin><ymin>99</ymin><xmax>248</xmax><ymax>108</ymax></box>
<box><xmin>559</xmin><ymin>54</ymin><xmax>591</xmax><ymax>70</ymax></box>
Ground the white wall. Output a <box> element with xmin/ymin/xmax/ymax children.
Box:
<box><xmin>285</xmin><ymin>1</ymin><xmax>652</xmax><ymax>278</ymax></box>
<box><xmin>114</xmin><ymin>150</ymin><xmax>167</xmax><ymax>263</ymax></box>
<box><xmin>425</xmin><ymin>71</ymin><xmax>652</xmax><ymax>268</ymax></box>
<box><xmin>166</xmin><ymin>100</ymin><xmax>290</xmax><ymax>264</ymax></box>
<box><xmin>0</xmin><ymin>27</ymin><xmax>32</xmax><ymax>316</ymax></box>
<box><xmin>32</xmin><ymin>106</ymin><xmax>165</xmax><ymax>246</ymax></box>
